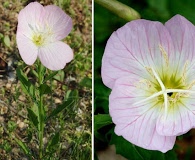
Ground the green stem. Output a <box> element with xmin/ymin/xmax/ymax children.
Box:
<box><xmin>38</xmin><ymin>62</ymin><xmax>45</xmax><ymax>159</ymax></box>
<box><xmin>95</xmin><ymin>0</ymin><xmax>141</xmax><ymax>21</ymax></box>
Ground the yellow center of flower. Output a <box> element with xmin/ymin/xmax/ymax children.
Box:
<box><xmin>32</xmin><ymin>34</ymin><xmax>45</xmax><ymax>46</ymax></box>
<box><xmin>30</xmin><ymin>23</ymin><xmax>54</xmax><ymax>47</ymax></box>
<box><xmin>134</xmin><ymin>45</ymin><xmax>195</xmax><ymax>118</ymax></box>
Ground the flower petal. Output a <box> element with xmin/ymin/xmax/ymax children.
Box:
<box><xmin>165</xmin><ymin>15</ymin><xmax>195</xmax><ymax>76</ymax></box>
<box><xmin>38</xmin><ymin>41</ymin><xmax>73</xmax><ymax>70</ymax></box>
<box><xmin>102</xmin><ymin>19</ymin><xmax>174</xmax><ymax>89</ymax></box>
<box><xmin>44</xmin><ymin>5</ymin><xmax>72</xmax><ymax>41</ymax></box>
<box><xmin>17</xmin><ymin>2</ymin><xmax>44</xmax><ymax>38</ymax></box>
<box><xmin>156</xmin><ymin>97</ymin><xmax>195</xmax><ymax>136</ymax></box>
<box><xmin>16</xmin><ymin>32</ymin><xmax>38</xmax><ymax>65</ymax></box>
<box><xmin>110</xmin><ymin>77</ymin><xmax>176</xmax><ymax>152</ymax></box>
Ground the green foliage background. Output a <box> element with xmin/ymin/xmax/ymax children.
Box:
<box><xmin>94</xmin><ymin>0</ymin><xmax>195</xmax><ymax>159</ymax></box>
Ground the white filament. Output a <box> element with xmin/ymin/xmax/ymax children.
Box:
<box><xmin>133</xmin><ymin>67</ymin><xmax>195</xmax><ymax>119</ymax></box>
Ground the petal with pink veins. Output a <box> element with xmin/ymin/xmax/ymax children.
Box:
<box><xmin>109</xmin><ymin>77</ymin><xmax>176</xmax><ymax>152</ymax></box>
<box><xmin>44</xmin><ymin>5</ymin><xmax>72</xmax><ymax>41</ymax></box>
<box><xmin>166</xmin><ymin>15</ymin><xmax>195</xmax><ymax>69</ymax></box>
<box><xmin>102</xmin><ymin>19</ymin><xmax>174</xmax><ymax>89</ymax></box>
<box><xmin>17</xmin><ymin>2</ymin><xmax>44</xmax><ymax>38</ymax></box>
<box><xmin>156</xmin><ymin>97</ymin><xmax>195</xmax><ymax>136</ymax></box>
<box><xmin>16</xmin><ymin>32</ymin><xmax>38</xmax><ymax>65</ymax></box>
<box><xmin>38</xmin><ymin>41</ymin><xmax>73</xmax><ymax>71</ymax></box>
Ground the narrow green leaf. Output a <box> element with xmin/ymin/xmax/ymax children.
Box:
<box><xmin>53</xmin><ymin>70</ymin><xmax>64</xmax><ymax>82</ymax></box>
<box><xmin>43</xmin><ymin>71</ymin><xmax>58</xmax><ymax>83</ymax></box>
<box><xmin>64</xmin><ymin>90</ymin><xmax>71</xmax><ymax>100</ymax></box>
<box><xmin>44</xmin><ymin>132</ymin><xmax>60</xmax><ymax>159</ymax></box>
<box><xmin>3</xmin><ymin>35</ymin><xmax>10</xmax><ymax>47</ymax></box>
<box><xmin>46</xmin><ymin>99</ymin><xmax>75</xmax><ymax>121</ymax></box>
<box><xmin>47</xmin><ymin>132</ymin><xmax>60</xmax><ymax>151</ymax></box>
<box><xmin>39</xmin><ymin>84</ymin><xmax>52</xmax><ymax>95</ymax></box>
<box><xmin>14</xmin><ymin>136</ymin><xmax>32</xmax><ymax>159</ymax></box>
<box><xmin>46</xmin><ymin>90</ymin><xmax>78</xmax><ymax>121</ymax></box>
<box><xmin>31</xmin><ymin>69</ymin><xmax>38</xmax><ymax>78</ymax></box>
<box><xmin>16</xmin><ymin>68</ymin><xmax>35</xmax><ymax>99</ymax></box>
<box><xmin>80</xmin><ymin>77</ymin><xmax>92</xmax><ymax>88</ymax></box>
<box><xmin>29</xmin><ymin>84</ymin><xmax>35</xmax><ymax>97</ymax></box>
<box><xmin>27</xmin><ymin>108</ymin><xmax>39</xmax><ymax>129</ymax></box>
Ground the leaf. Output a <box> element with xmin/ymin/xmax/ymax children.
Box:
<box><xmin>39</xmin><ymin>84</ymin><xmax>52</xmax><ymax>95</ymax></box>
<box><xmin>0</xmin><ymin>33</ymin><xmax>4</xmax><ymax>40</ymax></box>
<box><xmin>14</xmin><ymin>136</ymin><xmax>32</xmax><ymax>159</ymax></box>
<box><xmin>45</xmin><ymin>132</ymin><xmax>60</xmax><ymax>159</ymax></box>
<box><xmin>27</xmin><ymin>108</ymin><xmax>38</xmax><ymax>129</ymax></box>
<box><xmin>165</xmin><ymin>150</ymin><xmax>177</xmax><ymax>160</ymax></box>
<box><xmin>43</xmin><ymin>71</ymin><xmax>58</xmax><ymax>83</ymax></box>
<box><xmin>80</xmin><ymin>77</ymin><xmax>92</xmax><ymax>88</ymax></box>
<box><xmin>16</xmin><ymin>68</ymin><xmax>35</xmax><ymax>99</ymax></box>
<box><xmin>54</xmin><ymin>70</ymin><xmax>64</xmax><ymax>82</ymax></box>
<box><xmin>150</xmin><ymin>151</ymin><xmax>165</xmax><ymax>160</ymax></box>
<box><xmin>47</xmin><ymin>132</ymin><xmax>60</xmax><ymax>151</ymax></box>
<box><xmin>31</xmin><ymin>69</ymin><xmax>38</xmax><ymax>78</ymax></box>
<box><xmin>46</xmin><ymin>90</ymin><xmax>78</xmax><ymax>121</ymax></box>
<box><xmin>7</xmin><ymin>121</ymin><xmax>17</xmax><ymax>132</ymax></box>
<box><xmin>94</xmin><ymin>114</ymin><xmax>112</xmax><ymax>131</ymax></box>
<box><xmin>3</xmin><ymin>35</ymin><xmax>10</xmax><ymax>47</ymax></box>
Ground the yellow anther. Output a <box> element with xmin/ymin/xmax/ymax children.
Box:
<box><xmin>159</xmin><ymin>44</ymin><xmax>169</xmax><ymax>66</ymax></box>
<box><xmin>134</xmin><ymin>79</ymin><xmax>152</xmax><ymax>89</ymax></box>
<box><xmin>145</xmin><ymin>67</ymin><xmax>155</xmax><ymax>79</ymax></box>
<box><xmin>182</xmin><ymin>61</ymin><xmax>189</xmax><ymax>84</ymax></box>
<box><xmin>187</xmin><ymin>80</ymin><xmax>195</xmax><ymax>89</ymax></box>
<box><xmin>32</xmin><ymin>34</ymin><xmax>45</xmax><ymax>46</ymax></box>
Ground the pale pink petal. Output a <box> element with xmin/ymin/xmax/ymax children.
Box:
<box><xmin>102</xmin><ymin>19</ymin><xmax>174</xmax><ymax>89</ymax></box>
<box><xmin>44</xmin><ymin>5</ymin><xmax>72</xmax><ymax>41</ymax></box>
<box><xmin>17</xmin><ymin>2</ymin><xmax>44</xmax><ymax>38</ymax></box>
<box><xmin>38</xmin><ymin>41</ymin><xmax>73</xmax><ymax>70</ymax></box>
<box><xmin>156</xmin><ymin>97</ymin><xmax>195</xmax><ymax>136</ymax></box>
<box><xmin>165</xmin><ymin>15</ymin><xmax>195</xmax><ymax>78</ymax></box>
<box><xmin>110</xmin><ymin>77</ymin><xmax>176</xmax><ymax>152</ymax></box>
<box><xmin>16</xmin><ymin>32</ymin><xmax>38</xmax><ymax>65</ymax></box>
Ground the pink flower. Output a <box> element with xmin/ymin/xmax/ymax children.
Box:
<box><xmin>102</xmin><ymin>15</ymin><xmax>195</xmax><ymax>152</ymax></box>
<box><xmin>16</xmin><ymin>2</ymin><xmax>73</xmax><ymax>70</ymax></box>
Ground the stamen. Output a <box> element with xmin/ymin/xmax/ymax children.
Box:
<box><xmin>134</xmin><ymin>79</ymin><xmax>152</xmax><ymax>89</ymax></box>
<box><xmin>151</xmin><ymin>68</ymin><xmax>165</xmax><ymax>90</ymax></box>
<box><xmin>163</xmin><ymin>92</ymin><xmax>168</xmax><ymax>119</ymax></box>
<box><xmin>159</xmin><ymin>44</ymin><xmax>169</xmax><ymax>66</ymax></box>
<box><xmin>133</xmin><ymin>67</ymin><xmax>194</xmax><ymax>120</ymax></box>
<box><xmin>133</xmin><ymin>90</ymin><xmax>164</xmax><ymax>105</ymax></box>
<box><xmin>187</xmin><ymin>80</ymin><xmax>195</xmax><ymax>89</ymax></box>
<box><xmin>133</xmin><ymin>68</ymin><xmax>167</xmax><ymax>106</ymax></box>
<box><xmin>145</xmin><ymin>67</ymin><xmax>155</xmax><ymax>79</ymax></box>
<box><xmin>150</xmin><ymin>64</ymin><xmax>169</xmax><ymax>119</ymax></box>
<box><xmin>182</xmin><ymin>61</ymin><xmax>189</xmax><ymax>84</ymax></box>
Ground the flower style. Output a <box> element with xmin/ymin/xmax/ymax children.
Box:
<box><xmin>16</xmin><ymin>2</ymin><xmax>73</xmax><ymax>70</ymax></box>
<box><xmin>101</xmin><ymin>15</ymin><xmax>195</xmax><ymax>152</ymax></box>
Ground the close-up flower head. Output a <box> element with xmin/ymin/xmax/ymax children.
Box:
<box><xmin>101</xmin><ymin>15</ymin><xmax>195</xmax><ymax>153</ymax></box>
<box><xmin>16</xmin><ymin>2</ymin><xmax>73</xmax><ymax>70</ymax></box>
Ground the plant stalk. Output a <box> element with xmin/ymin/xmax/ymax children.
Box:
<box><xmin>95</xmin><ymin>0</ymin><xmax>141</xmax><ymax>21</ymax></box>
<box><xmin>38</xmin><ymin>63</ymin><xmax>45</xmax><ymax>159</ymax></box>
